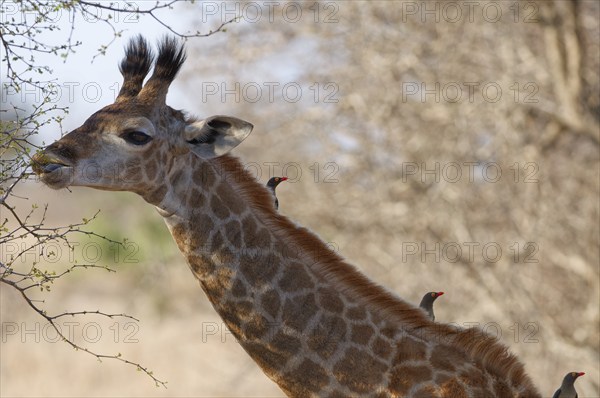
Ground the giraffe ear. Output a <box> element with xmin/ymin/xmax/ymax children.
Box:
<box><xmin>184</xmin><ymin>115</ymin><xmax>253</xmax><ymax>158</ymax></box>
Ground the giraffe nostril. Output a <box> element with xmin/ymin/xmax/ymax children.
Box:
<box><xmin>44</xmin><ymin>141</ymin><xmax>77</xmax><ymax>162</ymax></box>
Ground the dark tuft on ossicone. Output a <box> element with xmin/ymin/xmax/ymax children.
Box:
<box><xmin>117</xmin><ymin>35</ymin><xmax>154</xmax><ymax>99</ymax></box>
<box><xmin>153</xmin><ymin>35</ymin><xmax>187</xmax><ymax>85</ymax></box>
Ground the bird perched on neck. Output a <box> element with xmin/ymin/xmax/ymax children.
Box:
<box><xmin>552</xmin><ymin>372</ymin><xmax>585</xmax><ymax>398</ymax></box>
<box><xmin>266</xmin><ymin>176</ymin><xmax>288</xmax><ymax>210</ymax></box>
<box><xmin>419</xmin><ymin>291</ymin><xmax>444</xmax><ymax>321</ymax></box>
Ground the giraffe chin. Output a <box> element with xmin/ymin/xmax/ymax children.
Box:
<box><xmin>37</xmin><ymin>165</ymin><xmax>74</xmax><ymax>190</ymax></box>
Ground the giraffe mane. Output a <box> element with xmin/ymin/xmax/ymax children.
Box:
<box><xmin>211</xmin><ymin>154</ymin><xmax>539</xmax><ymax>393</ymax></box>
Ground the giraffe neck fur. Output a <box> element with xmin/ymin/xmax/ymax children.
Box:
<box><xmin>154</xmin><ymin>152</ymin><xmax>541</xmax><ymax>398</ymax></box>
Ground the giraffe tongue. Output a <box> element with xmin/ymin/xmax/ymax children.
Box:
<box><xmin>43</xmin><ymin>163</ymin><xmax>67</xmax><ymax>173</ymax></box>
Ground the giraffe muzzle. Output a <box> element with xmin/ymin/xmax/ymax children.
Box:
<box><xmin>31</xmin><ymin>152</ymin><xmax>74</xmax><ymax>189</ymax></box>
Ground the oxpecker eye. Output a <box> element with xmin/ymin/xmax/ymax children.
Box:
<box><xmin>121</xmin><ymin>131</ymin><xmax>152</xmax><ymax>145</ymax></box>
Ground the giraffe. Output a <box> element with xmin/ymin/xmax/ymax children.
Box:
<box><xmin>32</xmin><ymin>35</ymin><xmax>542</xmax><ymax>398</ymax></box>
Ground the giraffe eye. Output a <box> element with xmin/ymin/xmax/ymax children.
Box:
<box><xmin>121</xmin><ymin>131</ymin><xmax>152</xmax><ymax>146</ymax></box>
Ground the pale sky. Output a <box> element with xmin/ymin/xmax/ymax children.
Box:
<box><xmin>1</xmin><ymin>1</ymin><xmax>218</xmax><ymax>140</ymax></box>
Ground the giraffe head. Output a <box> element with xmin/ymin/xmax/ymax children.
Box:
<box><xmin>32</xmin><ymin>35</ymin><xmax>252</xmax><ymax>202</ymax></box>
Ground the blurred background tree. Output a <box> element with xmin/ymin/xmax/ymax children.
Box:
<box><xmin>185</xmin><ymin>0</ymin><xmax>599</xmax><ymax>394</ymax></box>
<box><xmin>1</xmin><ymin>0</ymin><xmax>234</xmax><ymax>390</ymax></box>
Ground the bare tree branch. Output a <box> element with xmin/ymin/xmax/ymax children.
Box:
<box><xmin>1</xmin><ymin>0</ymin><xmax>244</xmax><ymax>389</ymax></box>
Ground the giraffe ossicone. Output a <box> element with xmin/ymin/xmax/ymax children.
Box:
<box><xmin>32</xmin><ymin>35</ymin><xmax>542</xmax><ymax>398</ymax></box>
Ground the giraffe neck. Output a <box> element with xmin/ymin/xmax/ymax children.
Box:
<box><xmin>156</xmin><ymin>154</ymin><xmax>358</xmax><ymax>394</ymax></box>
<box><xmin>154</xmin><ymin>153</ymin><xmax>541</xmax><ymax>397</ymax></box>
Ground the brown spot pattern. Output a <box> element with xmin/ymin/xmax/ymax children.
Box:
<box><xmin>173</xmin><ymin>180</ymin><xmax>190</xmax><ymax>204</ymax></box>
<box><xmin>235</xmin><ymin>299</ymin><xmax>254</xmax><ymax>316</ymax></box>
<box><xmin>493</xmin><ymin>379</ymin><xmax>512</xmax><ymax>397</ymax></box>
<box><xmin>210</xmin><ymin>231</ymin><xmax>225</xmax><ymax>252</ymax></box>
<box><xmin>210</xmin><ymin>195</ymin><xmax>230</xmax><ymax>219</ymax></box>
<box><xmin>215</xmin><ymin>246</ymin><xmax>234</xmax><ymax>265</ymax></box>
<box><xmin>281</xmin><ymin>294</ymin><xmax>318</xmax><ymax>332</ymax></box>
<box><xmin>395</xmin><ymin>336</ymin><xmax>428</xmax><ymax>363</ymax></box>
<box><xmin>253</xmin><ymin>227</ymin><xmax>271</xmax><ymax>249</ymax></box>
<box><xmin>260</xmin><ymin>289</ymin><xmax>281</xmax><ymax>319</ymax></box>
<box><xmin>372</xmin><ymin>336</ymin><xmax>393</xmax><ymax>361</ymax></box>
<box><xmin>193</xmin><ymin>213</ymin><xmax>213</xmax><ymax>231</ymax></box>
<box><xmin>171</xmin><ymin>172</ymin><xmax>191</xmax><ymax>205</ymax></box>
<box><xmin>350</xmin><ymin>323</ymin><xmax>375</xmax><ymax>345</ymax></box>
<box><xmin>270</xmin><ymin>331</ymin><xmax>301</xmax><ymax>356</ymax></box>
<box><xmin>168</xmin><ymin>168</ymin><xmax>184</xmax><ymax>186</ymax></box>
<box><xmin>217</xmin><ymin>182</ymin><xmax>245</xmax><ymax>215</ymax></box>
<box><xmin>231</xmin><ymin>278</ymin><xmax>247</xmax><ymax>298</ymax></box>
<box><xmin>434</xmin><ymin>372</ymin><xmax>453</xmax><ymax>384</ymax></box>
<box><xmin>380</xmin><ymin>323</ymin><xmax>397</xmax><ymax>340</ymax></box>
<box><xmin>244</xmin><ymin>314</ymin><xmax>270</xmax><ymax>340</ymax></box>
<box><xmin>307</xmin><ymin>313</ymin><xmax>346</xmax><ymax>359</ymax></box>
<box><xmin>438</xmin><ymin>378</ymin><xmax>469</xmax><ymax>398</ymax></box>
<box><xmin>279</xmin><ymin>262</ymin><xmax>313</xmax><ymax>292</ymax></box>
<box><xmin>189</xmin><ymin>215</ymin><xmax>211</xmax><ymax>250</ymax></box>
<box><xmin>243</xmin><ymin>342</ymin><xmax>288</xmax><ymax>373</ymax></box>
<box><xmin>317</xmin><ymin>288</ymin><xmax>345</xmax><ymax>313</ymax></box>
<box><xmin>145</xmin><ymin>159</ymin><xmax>157</xmax><ymax>180</ymax></box>
<box><xmin>144</xmin><ymin>186</ymin><xmax>166</xmax><ymax>205</ymax></box>
<box><xmin>333</xmin><ymin>347</ymin><xmax>387</xmax><ymax>394</ymax></box>
<box><xmin>241</xmin><ymin>215</ymin><xmax>258</xmax><ymax>239</ymax></box>
<box><xmin>430</xmin><ymin>345</ymin><xmax>468</xmax><ymax>373</ymax></box>
<box><xmin>187</xmin><ymin>253</ymin><xmax>215</xmax><ymax>277</ymax></box>
<box><xmin>218</xmin><ymin>301</ymin><xmax>243</xmax><ymax>332</ymax></box>
<box><xmin>286</xmin><ymin>358</ymin><xmax>329</xmax><ymax>394</ymax></box>
<box><xmin>389</xmin><ymin>365</ymin><xmax>433</xmax><ymax>395</ymax></box>
<box><xmin>413</xmin><ymin>384</ymin><xmax>439</xmax><ymax>397</ymax></box>
<box><xmin>459</xmin><ymin>368</ymin><xmax>487</xmax><ymax>388</ymax></box>
<box><xmin>346</xmin><ymin>306</ymin><xmax>367</xmax><ymax>321</ymax></box>
<box><xmin>239</xmin><ymin>252</ymin><xmax>278</xmax><ymax>287</ymax></box>
<box><xmin>193</xmin><ymin>163</ymin><xmax>216</xmax><ymax>187</ymax></box>
<box><xmin>158</xmin><ymin>148</ymin><xmax>167</xmax><ymax>165</ymax></box>
<box><xmin>210</xmin><ymin>267</ymin><xmax>235</xmax><ymax>297</ymax></box>
<box><xmin>186</xmin><ymin>188</ymin><xmax>205</xmax><ymax>208</ymax></box>
<box><xmin>124</xmin><ymin>165</ymin><xmax>142</xmax><ymax>183</ymax></box>
<box><xmin>471</xmin><ymin>387</ymin><xmax>494</xmax><ymax>398</ymax></box>
<box><xmin>170</xmin><ymin>222</ymin><xmax>187</xmax><ymax>244</ymax></box>
<box><xmin>223</xmin><ymin>220</ymin><xmax>242</xmax><ymax>248</ymax></box>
